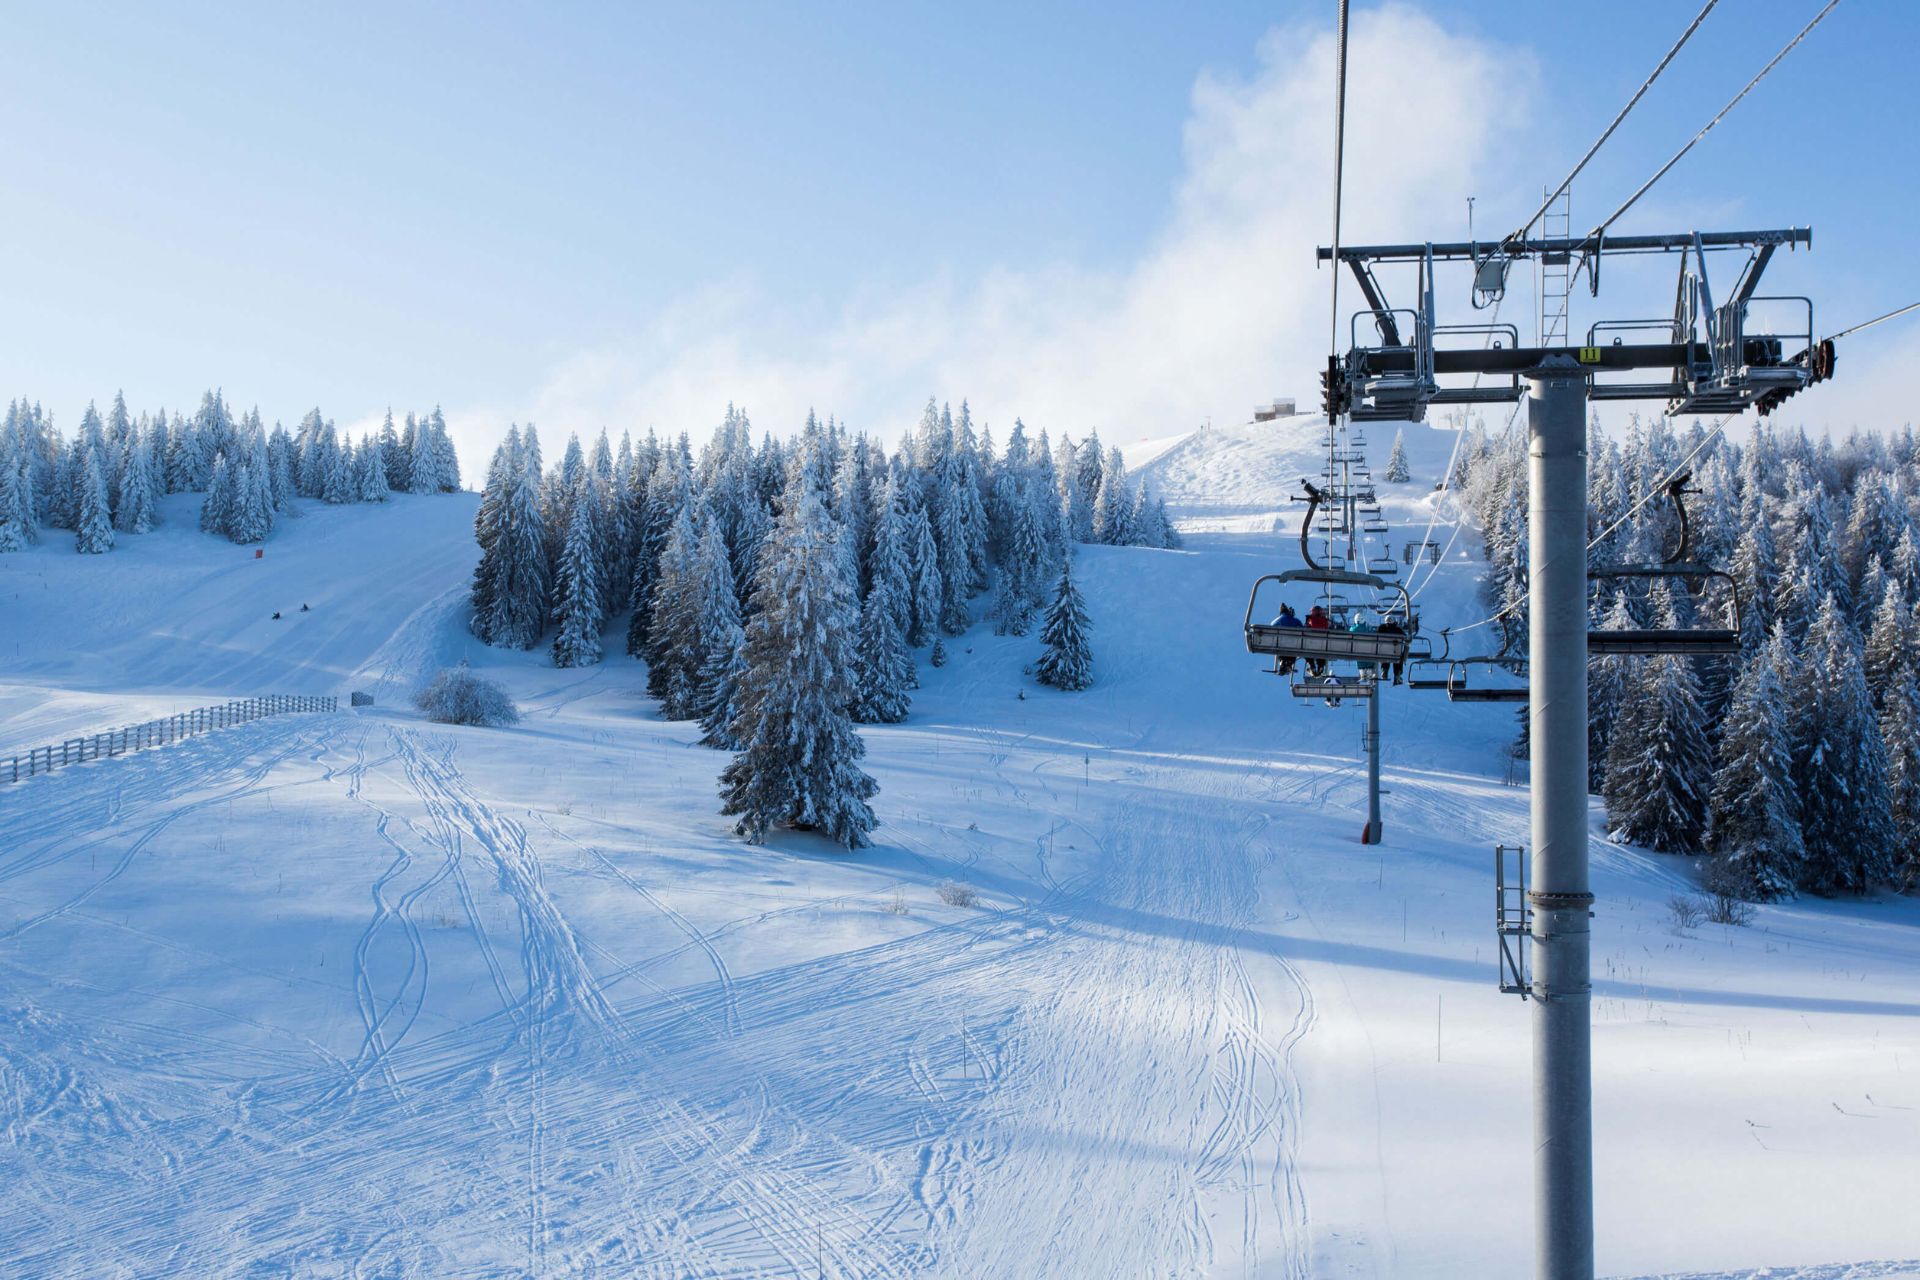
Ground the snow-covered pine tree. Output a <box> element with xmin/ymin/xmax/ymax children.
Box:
<box><xmin>647</xmin><ymin>500</ymin><xmax>705</xmax><ymax>714</ymax></box>
<box><xmin>1790</xmin><ymin>595</ymin><xmax>1897</xmax><ymax>894</ymax></box>
<box><xmin>45</xmin><ymin>442</ymin><xmax>78</xmax><ymax>530</ymax></box>
<box><xmin>408</xmin><ymin>415</ymin><xmax>442</xmax><ymax>494</ymax></box>
<box><xmin>321</xmin><ymin>428</ymin><xmax>356</xmax><ymax>504</ymax></box>
<box><xmin>1384</xmin><ymin>428</ymin><xmax>1412</xmax><ymax>483</ymax></box>
<box><xmin>74</xmin><ymin>448</ymin><xmax>114</xmax><ymax>554</ymax></box>
<box><xmin>1034</xmin><ymin>559</ymin><xmax>1093</xmax><ymax>691</ymax></box>
<box><xmin>851</xmin><ymin>573</ymin><xmax>913</xmax><ymax>723</ymax></box>
<box><xmin>113</xmin><ymin>430</ymin><xmax>156</xmax><ymax>534</ymax></box>
<box><xmin>1586</xmin><ymin>591</ymin><xmax>1637</xmax><ymax>792</ymax></box>
<box><xmin>935</xmin><ymin>475</ymin><xmax>973</xmax><ymax>635</ymax></box>
<box><xmin>718</xmin><ymin>471</ymin><xmax>877</xmax><ymax>848</ymax></box>
<box><xmin>487</xmin><ymin>442</ymin><xmax>550</xmax><ymax>649</ymax></box>
<box><xmin>1601</xmin><ymin>588</ymin><xmax>1711</xmax><ymax>852</ymax></box>
<box><xmin>1057</xmin><ymin>435</ymin><xmax>1092</xmax><ymax>544</ymax></box>
<box><xmin>1092</xmin><ymin>447</ymin><xmax>1135</xmax><ymax>544</ymax></box>
<box><xmin>469</xmin><ymin>429</ymin><xmax>521</xmax><ymax>643</ymax></box>
<box><xmin>226</xmin><ymin>449</ymin><xmax>273</xmax><ymax>544</ymax></box>
<box><xmin>902</xmin><ymin>483</ymin><xmax>942</xmax><ymax>647</ymax></box>
<box><xmin>693</xmin><ymin>518</ymin><xmax>748</xmax><ymax>749</ymax></box>
<box><xmin>356</xmin><ymin>433</ymin><xmax>390</xmax><ymax>501</ymax></box>
<box><xmin>199</xmin><ymin>453</ymin><xmax>234</xmax><ymax>537</ymax></box>
<box><xmin>0</xmin><ymin>456</ymin><xmax>30</xmax><ymax>552</ymax></box>
<box><xmin>1863</xmin><ymin>585</ymin><xmax>1915</xmax><ymax>710</ymax></box>
<box><xmin>1130</xmin><ymin>479</ymin><xmax>1174</xmax><ymax>549</ymax></box>
<box><xmin>626</xmin><ymin>453</ymin><xmax>684</xmax><ymax>657</ymax></box>
<box><xmin>550</xmin><ymin>494</ymin><xmax>604</xmax><ymax>668</ymax></box>
<box><xmin>1706</xmin><ymin>630</ymin><xmax>1804</xmax><ymax>899</ymax></box>
<box><xmin>400</xmin><ymin>413</ymin><xmax>423</xmax><ymax>491</ymax></box>
<box><xmin>992</xmin><ymin>492</ymin><xmax>1046</xmax><ymax>636</ymax></box>
<box><xmin>429</xmin><ymin>408</ymin><xmax>461</xmax><ymax>491</ymax></box>
<box><xmin>266</xmin><ymin>424</ymin><xmax>294</xmax><ymax>511</ymax></box>
<box><xmin>1074</xmin><ymin>431</ymin><xmax>1105</xmax><ymax>530</ymax></box>
<box><xmin>1881</xmin><ymin>661</ymin><xmax>1920</xmax><ymax>891</ymax></box>
<box><xmin>378</xmin><ymin>411</ymin><xmax>406</xmax><ymax>492</ymax></box>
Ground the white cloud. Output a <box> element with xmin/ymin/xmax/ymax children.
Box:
<box><xmin>439</xmin><ymin>4</ymin><xmax>1531</xmax><ymax>477</ymax></box>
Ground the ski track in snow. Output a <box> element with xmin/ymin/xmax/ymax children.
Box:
<box><xmin>0</xmin><ymin>690</ymin><xmax>1330</xmax><ymax>1275</ymax></box>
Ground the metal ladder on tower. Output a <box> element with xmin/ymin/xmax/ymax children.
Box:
<box><xmin>1538</xmin><ymin>185</ymin><xmax>1571</xmax><ymax>347</ymax></box>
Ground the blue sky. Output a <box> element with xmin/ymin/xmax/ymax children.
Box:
<box><xmin>1</xmin><ymin>1</ymin><xmax>1912</xmax><ymax>469</ymax></box>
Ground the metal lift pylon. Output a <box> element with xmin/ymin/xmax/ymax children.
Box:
<box><xmin>1317</xmin><ymin>222</ymin><xmax>1834</xmax><ymax>1280</ymax></box>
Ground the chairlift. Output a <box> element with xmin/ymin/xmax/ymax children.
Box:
<box><xmin>1404</xmin><ymin>629</ymin><xmax>1453</xmax><ymax>689</ymax></box>
<box><xmin>1586</xmin><ymin>474</ymin><xmax>1743</xmax><ymax>656</ymax></box>
<box><xmin>1446</xmin><ymin>657</ymin><xmax>1530</xmax><ymax>703</ymax></box>
<box><xmin>1243</xmin><ymin>481</ymin><xmax>1416</xmax><ymax>681</ymax></box>
<box><xmin>1290</xmin><ymin>675</ymin><xmax>1376</xmax><ymax>707</ymax></box>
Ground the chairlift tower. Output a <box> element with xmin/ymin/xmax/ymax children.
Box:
<box><xmin>1317</xmin><ymin>224</ymin><xmax>1834</xmax><ymax>1280</ymax></box>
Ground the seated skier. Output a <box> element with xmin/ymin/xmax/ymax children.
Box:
<box><xmin>1270</xmin><ymin>602</ymin><xmax>1303</xmax><ymax>674</ymax></box>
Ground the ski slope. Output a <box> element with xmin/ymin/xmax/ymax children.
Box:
<box><xmin>1</xmin><ymin>453</ymin><xmax>1916</xmax><ymax>1279</ymax></box>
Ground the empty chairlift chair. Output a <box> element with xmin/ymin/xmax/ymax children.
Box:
<box><xmin>1586</xmin><ymin>474</ymin><xmax>1743</xmax><ymax>657</ymax></box>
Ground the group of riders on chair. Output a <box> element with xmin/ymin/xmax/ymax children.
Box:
<box><xmin>1267</xmin><ymin>602</ymin><xmax>1407</xmax><ymax>684</ymax></box>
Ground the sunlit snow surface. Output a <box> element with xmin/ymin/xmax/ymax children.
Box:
<box><xmin>1</xmin><ymin>447</ymin><xmax>1916</xmax><ymax>1277</ymax></box>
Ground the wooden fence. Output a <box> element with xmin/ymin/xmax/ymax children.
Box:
<box><xmin>3</xmin><ymin>695</ymin><xmax>338</xmax><ymax>785</ymax></box>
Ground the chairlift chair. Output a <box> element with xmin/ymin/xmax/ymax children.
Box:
<box><xmin>1243</xmin><ymin>481</ymin><xmax>1416</xmax><ymax>677</ymax></box>
<box><xmin>1446</xmin><ymin>657</ymin><xmax>1530</xmax><ymax>703</ymax></box>
<box><xmin>1586</xmin><ymin>475</ymin><xmax>1743</xmax><ymax>656</ymax></box>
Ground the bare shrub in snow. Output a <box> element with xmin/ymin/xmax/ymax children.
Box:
<box><xmin>1705</xmin><ymin>891</ymin><xmax>1756</xmax><ymax>927</ymax></box>
<box><xmin>413</xmin><ymin>665</ymin><xmax>519</xmax><ymax>727</ymax></box>
<box><xmin>1666</xmin><ymin>894</ymin><xmax>1705</xmax><ymax>930</ymax></box>
<box><xmin>882</xmin><ymin>887</ymin><xmax>909</xmax><ymax>916</ymax></box>
<box><xmin>937</xmin><ymin>880</ymin><xmax>980</xmax><ymax>908</ymax></box>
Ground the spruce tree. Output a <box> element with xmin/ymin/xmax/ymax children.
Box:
<box><xmin>1092</xmin><ymin>447</ymin><xmax>1135</xmax><ymax>544</ymax></box>
<box><xmin>1034</xmin><ymin>559</ymin><xmax>1093</xmax><ymax>691</ymax></box>
<box><xmin>692</xmin><ymin>518</ymin><xmax>747</xmax><ymax>748</ymax></box>
<box><xmin>903</xmin><ymin>493</ymin><xmax>942</xmax><ymax>647</ymax></box>
<box><xmin>489</xmin><ymin>445</ymin><xmax>550</xmax><ymax>649</ymax></box>
<box><xmin>199</xmin><ymin>453</ymin><xmax>234</xmax><ymax>537</ymax></box>
<box><xmin>114</xmin><ymin>431</ymin><xmax>156</xmax><ymax>534</ymax></box>
<box><xmin>0</xmin><ymin>456</ymin><xmax>31</xmax><ymax>552</ymax></box>
<box><xmin>322</xmin><ymin>430</ymin><xmax>356</xmax><ymax>504</ymax></box>
<box><xmin>719</xmin><ymin>472</ymin><xmax>877</xmax><ymax>848</ymax></box>
<box><xmin>227</xmin><ymin>452</ymin><xmax>273</xmax><ymax>544</ymax></box>
<box><xmin>1880</xmin><ymin>667</ymin><xmax>1920</xmax><ymax>891</ymax></box>
<box><xmin>356</xmin><ymin>434</ymin><xmax>390</xmax><ymax>501</ymax></box>
<box><xmin>74</xmin><ymin>449</ymin><xmax>114</xmax><ymax>554</ymax></box>
<box><xmin>1790</xmin><ymin>596</ymin><xmax>1898</xmax><ymax>894</ymax></box>
<box><xmin>1384</xmin><ymin>428</ymin><xmax>1412</xmax><ymax>483</ymax></box>
<box><xmin>851</xmin><ymin>576</ymin><xmax>914</xmax><ymax>723</ymax></box>
<box><xmin>646</xmin><ymin>501</ymin><xmax>704</xmax><ymax>714</ymax></box>
<box><xmin>1602</xmin><ymin>591</ymin><xmax>1711</xmax><ymax>852</ymax></box>
<box><xmin>992</xmin><ymin>495</ymin><xmax>1045</xmax><ymax>635</ymax></box>
<box><xmin>550</xmin><ymin>497</ymin><xmax>604</xmax><ymax>668</ymax></box>
<box><xmin>1706</xmin><ymin>631</ymin><xmax>1804</xmax><ymax>899</ymax></box>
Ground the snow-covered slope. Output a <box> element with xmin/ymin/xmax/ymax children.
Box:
<box><xmin>1</xmin><ymin>485</ymin><xmax>1916</xmax><ymax>1278</ymax></box>
<box><xmin>0</xmin><ymin>492</ymin><xmax>480</xmax><ymax>749</ymax></box>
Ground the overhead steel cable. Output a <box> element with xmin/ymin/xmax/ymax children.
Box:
<box><xmin>1322</xmin><ymin>0</ymin><xmax>1352</xmax><ymax>577</ymax></box>
<box><xmin>1503</xmin><ymin>0</ymin><xmax>1720</xmax><ymax>249</ymax></box>
<box><xmin>1830</xmin><ymin>300</ymin><xmax>1920</xmax><ymax>342</ymax></box>
<box><xmin>1586</xmin><ymin>0</ymin><xmax>1843</xmax><ymax>241</ymax></box>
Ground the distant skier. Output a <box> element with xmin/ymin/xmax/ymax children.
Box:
<box><xmin>300</xmin><ymin>603</ymin><xmax>311</xmax><ymax>612</ymax></box>
<box><xmin>271</xmin><ymin>611</ymin><xmax>281</xmax><ymax>620</ymax></box>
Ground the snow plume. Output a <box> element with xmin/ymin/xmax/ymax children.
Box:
<box><xmin>443</xmin><ymin>5</ymin><xmax>1528</xmax><ymax>473</ymax></box>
